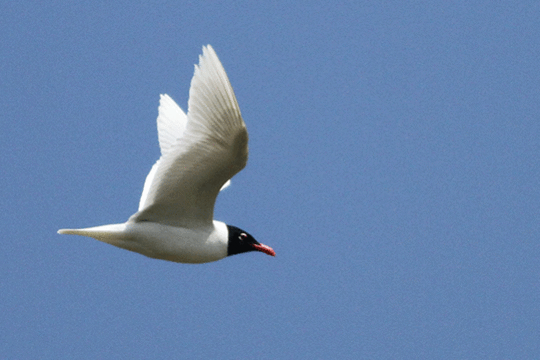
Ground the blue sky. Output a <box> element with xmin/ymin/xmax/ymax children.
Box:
<box><xmin>2</xmin><ymin>1</ymin><xmax>540</xmax><ymax>358</ymax></box>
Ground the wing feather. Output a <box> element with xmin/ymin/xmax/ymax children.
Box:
<box><xmin>138</xmin><ymin>95</ymin><xmax>188</xmax><ymax>211</ymax></box>
<box><xmin>156</xmin><ymin>94</ymin><xmax>187</xmax><ymax>156</ymax></box>
<box><xmin>130</xmin><ymin>45</ymin><xmax>247</xmax><ymax>227</ymax></box>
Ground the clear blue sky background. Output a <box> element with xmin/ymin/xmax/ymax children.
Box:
<box><xmin>2</xmin><ymin>1</ymin><xmax>539</xmax><ymax>358</ymax></box>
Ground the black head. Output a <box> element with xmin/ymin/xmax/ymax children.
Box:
<box><xmin>227</xmin><ymin>225</ymin><xmax>275</xmax><ymax>258</ymax></box>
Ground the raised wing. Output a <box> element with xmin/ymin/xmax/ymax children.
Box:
<box><xmin>156</xmin><ymin>94</ymin><xmax>188</xmax><ymax>156</ymax></box>
<box><xmin>138</xmin><ymin>94</ymin><xmax>188</xmax><ymax>211</ymax></box>
<box><xmin>130</xmin><ymin>45</ymin><xmax>247</xmax><ymax>227</ymax></box>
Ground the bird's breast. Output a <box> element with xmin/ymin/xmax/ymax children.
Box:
<box><xmin>122</xmin><ymin>221</ymin><xmax>228</xmax><ymax>263</ymax></box>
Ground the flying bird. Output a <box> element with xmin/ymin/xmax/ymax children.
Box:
<box><xmin>58</xmin><ymin>45</ymin><xmax>275</xmax><ymax>263</ymax></box>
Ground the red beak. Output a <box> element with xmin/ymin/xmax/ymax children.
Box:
<box><xmin>252</xmin><ymin>243</ymin><xmax>276</xmax><ymax>257</ymax></box>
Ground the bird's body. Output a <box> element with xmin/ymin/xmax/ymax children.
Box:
<box><xmin>60</xmin><ymin>221</ymin><xmax>229</xmax><ymax>263</ymax></box>
<box><xmin>58</xmin><ymin>45</ymin><xmax>275</xmax><ymax>263</ymax></box>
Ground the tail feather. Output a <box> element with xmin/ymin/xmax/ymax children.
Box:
<box><xmin>57</xmin><ymin>223</ymin><xmax>127</xmax><ymax>243</ymax></box>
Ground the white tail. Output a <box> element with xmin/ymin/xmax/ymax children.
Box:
<box><xmin>57</xmin><ymin>223</ymin><xmax>127</xmax><ymax>243</ymax></box>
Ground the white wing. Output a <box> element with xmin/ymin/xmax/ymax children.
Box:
<box><xmin>130</xmin><ymin>45</ymin><xmax>247</xmax><ymax>227</ymax></box>
<box><xmin>138</xmin><ymin>94</ymin><xmax>188</xmax><ymax>211</ymax></box>
<box><xmin>157</xmin><ymin>94</ymin><xmax>188</xmax><ymax>156</ymax></box>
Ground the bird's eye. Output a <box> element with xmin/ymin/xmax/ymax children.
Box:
<box><xmin>240</xmin><ymin>233</ymin><xmax>248</xmax><ymax>241</ymax></box>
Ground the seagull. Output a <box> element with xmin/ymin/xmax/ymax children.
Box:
<box><xmin>58</xmin><ymin>45</ymin><xmax>275</xmax><ymax>264</ymax></box>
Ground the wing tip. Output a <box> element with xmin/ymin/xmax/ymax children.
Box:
<box><xmin>202</xmin><ymin>44</ymin><xmax>215</xmax><ymax>55</ymax></box>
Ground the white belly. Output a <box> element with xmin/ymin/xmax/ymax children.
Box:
<box><xmin>117</xmin><ymin>221</ymin><xmax>228</xmax><ymax>264</ymax></box>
